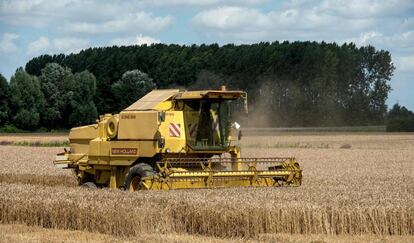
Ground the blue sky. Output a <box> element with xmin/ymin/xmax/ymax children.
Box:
<box><xmin>1</xmin><ymin>0</ymin><xmax>413</xmax><ymax>110</ymax></box>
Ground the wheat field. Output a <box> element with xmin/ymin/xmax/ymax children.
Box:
<box><xmin>0</xmin><ymin>132</ymin><xmax>413</xmax><ymax>242</ymax></box>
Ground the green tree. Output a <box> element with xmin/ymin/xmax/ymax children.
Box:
<box><xmin>68</xmin><ymin>70</ymin><xmax>98</xmax><ymax>126</ymax></box>
<box><xmin>38</xmin><ymin>63</ymin><xmax>75</xmax><ymax>128</ymax></box>
<box><xmin>111</xmin><ymin>70</ymin><xmax>156</xmax><ymax>111</ymax></box>
<box><xmin>9</xmin><ymin>68</ymin><xmax>45</xmax><ymax>130</ymax></box>
<box><xmin>388</xmin><ymin>103</ymin><xmax>414</xmax><ymax>119</ymax></box>
<box><xmin>360</xmin><ymin>46</ymin><xmax>394</xmax><ymax>123</ymax></box>
<box><xmin>386</xmin><ymin>103</ymin><xmax>414</xmax><ymax>132</ymax></box>
<box><xmin>0</xmin><ymin>73</ymin><xmax>10</xmax><ymax>126</ymax></box>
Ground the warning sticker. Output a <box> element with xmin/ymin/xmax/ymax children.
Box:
<box><xmin>169</xmin><ymin>123</ymin><xmax>181</xmax><ymax>137</ymax></box>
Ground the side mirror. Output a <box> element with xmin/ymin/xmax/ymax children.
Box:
<box><xmin>232</xmin><ymin>122</ymin><xmax>242</xmax><ymax>140</ymax></box>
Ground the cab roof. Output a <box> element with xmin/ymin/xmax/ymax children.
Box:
<box><xmin>123</xmin><ymin>89</ymin><xmax>245</xmax><ymax>111</ymax></box>
<box><xmin>124</xmin><ymin>89</ymin><xmax>179</xmax><ymax>111</ymax></box>
<box><xmin>174</xmin><ymin>90</ymin><xmax>245</xmax><ymax>100</ymax></box>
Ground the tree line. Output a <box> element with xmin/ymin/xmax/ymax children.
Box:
<box><xmin>0</xmin><ymin>41</ymin><xmax>395</xmax><ymax>130</ymax></box>
<box><xmin>0</xmin><ymin>65</ymin><xmax>97</xmax><ymax>131</ymax></box>
<box><xmin>386</xmin><ymin>103</ymin><xmax>414</xmax><ymax>132</ymax></box>
<box><xmin>0</xmin><ymin>65</ymin><xmax>155</xmax><ymax>131</ymax></box>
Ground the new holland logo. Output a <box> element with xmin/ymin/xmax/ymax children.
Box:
<box><xmin>111</xmin><ymin>148</ymin><xmax>137</xmax><ymax>155</ymax></box>
<box><xmin>169</xmin><ymin>123</ymin><xmax>181</xmax><ymax>137</ymax></box>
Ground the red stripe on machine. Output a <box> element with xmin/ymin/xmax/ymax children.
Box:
<box><xmin>169</xmin><ymin>123</ymin><xmax>181</xmax><ymax>137</ymax></box>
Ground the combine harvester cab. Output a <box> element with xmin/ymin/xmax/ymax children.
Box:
<box><xmin>54</xmin><ymin>88</ymin><xmax>302</xmax><ymax>191</ymax></box>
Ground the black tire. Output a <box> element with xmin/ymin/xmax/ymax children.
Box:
<box><xmin>81</xmin><ymin>182</ymin><xmax>97</xmax><ymax>189</ymax></box>
<box><xmin>123</xmin><ymin>163</ymin><xmax>155</xmax><ymax>191</ymax></box>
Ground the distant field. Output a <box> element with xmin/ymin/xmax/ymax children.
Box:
<box><xmin>0</xmin><ymin>126</ymin><xmax>391</xmax><ymax>146</ymax></box>
<box><xmin>243</xmin><ymin>126</ymin><xmax>386</xmax><ymax>136</ymax></box>
<box><xmin>0</xmin><ymin>133</ymin><xmax>68</xmax><ymax>147</ymax></box>
<box><xmin>0</xmin><ymin>132</ymin><xmax>413</xmax><ymax>242</ymax></box>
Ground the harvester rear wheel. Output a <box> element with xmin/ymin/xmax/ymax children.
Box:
<box><xmin>124</xmin><ymin>163</ymin><xmax>154</xmax><ymax>191</ymax></box>
<box><xmin>81</xmin><ymin>182</ymin><xmax>97</xmax><ymax>189</ymax></box>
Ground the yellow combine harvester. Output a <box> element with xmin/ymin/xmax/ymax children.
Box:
<box><xmin>54</xmin><ymin>88</ymin><xmax>302</xmax><ymax>191</ymax></box>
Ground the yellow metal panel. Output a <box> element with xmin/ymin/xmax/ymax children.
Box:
<box><xmin>124</xmin><ymin>89</ymin><xmax>179</xmax><ymax>111</ymax></box>
<box><xmin>69</xmin><ymin>125</ymin><xmax>98</xmax><ymax>154</ymax></box>
<box><xmin>110</xmin><ymin>141</ymin><xmax>139</xmax><ymax>156</ymax></box>
<box><xmin>167</xmin><ymin>170</ymin><xmax>292</xmax><ymax>178</ymax></box>
<box><xmin>118</xmin><ymin>111</ymin><xmax>158</xmax><ymax>140</ymax></box>
<box><xmin>69</xmin><ymin>124</ymin><xmax>98</xmax><ymax>140</ymax></box>
<box><xmin>109</xmin><ymin>140</ymin><xmax>139</xmax><ymax>166</ymax></box>
<box><xmin>174</xmin><ymin>91</ymin><xmax>205</xmax><ymax>99</ymax></box>
<box><xmin>69</xmin><ymin>140</ymin><xmax>90</xmax><ymax>155</ymax></box>
<box><xmin>154</xmin><ymin>100</ymin><xmax>172</xmax><ymax>111</ymax></box>
<box><xmin>138</xmin><ymin>140</ymin><xmax>158</xmax><ymax>157</ymax></box>
<box><xmin>142</xmin><ymin>177</ymin><xmax>280</xmax><ymax>190</ymax></box>
<box><xmin>110</xmin><ymin>167</ymin><xmax>117</xmax><ymax>189</ymax></box>
<box><xmin>87</xmin><ymin>138</ymin><xmax>111</xmax><ymax>165</ymax></box>
<box><xmin>109</xmin><ymin>141</ymin><xmax>156</xmax><ymax>165</ymax></box>
<box><xmin>88</xmin><ymin>138</ymin><xmax>101</xmax><ymax>157</ymax></box>
<box><xmin>159</xmin><ymin>111</ymin><xmax>186</xmax><ymax>153</ymax></box>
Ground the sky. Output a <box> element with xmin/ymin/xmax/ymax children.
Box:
<box><xmin>0</xmin><ymin>0</ymin><xmax>413</xmax><ymax>110</ymax></box>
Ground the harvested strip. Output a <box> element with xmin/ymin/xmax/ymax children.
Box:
<box><xmin>0</xmin><ymin>224</ymin><xmax>240</xmax><ymax>243</ymax></box>
<box><xmin>0</xmin><ymin>224</ymin><xmax>412</xmax><ymax>243</ymax></box>
<box><xmin>0</xmin><ymin>146</ymin><xmax>68</xmax><ymax>176</ymax></box>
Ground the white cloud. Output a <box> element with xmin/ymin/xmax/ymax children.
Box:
<box><xmin>0</xmin><ymin>0</ymin><xmax>267</xmax><ymax>31</ymax></box>
<box><xmin>194</xmin><ymin>7</ymin><xmax>270</xmax><ymax>31</ymax></box>
<box><xmin>0</xmin><ymin>33</ymin><xmax>19</xmax><ymax>53</ymax></box>
<box><xmin>0</xmin><ymin>0</ymin><xmax>77</xmax><ymax>27</ymax></box>
<box><xmin>53</xmin><ymin>37</ymin><xmax>91</xmax><ymax>53</ymax></box>
<box><xmin>396</xmin><ymin>55</ymin><xmax>414</xmax><ymax>72</ymax></box>
<box><xmin>346</xmin><ymin>31</ymin><xmax>414</xmax><ymax>54</ymax></box>
<box><xmin>193</xmin><ymin>5</ymin><xmax>374</xmax><ymax>42</ymax></box>
<box><xmin>61</xmin><ymin>12</ymin><xmax>172</xmax><ymax>34</ymax></box>
<box><xmin>110</xmin><ymin>35</ymin><xmax>160</xmax><ymax>46</ymax></box>
<box><xmin>27</xmin><ymin>36</ymin><xmax>50</xmax><ymax>55</ymax></box>
<box><xmin>145</xmin><ymin>0</ymin><xmax>268</xmax><ymax>7</ymax></box>
<box><xmin>191</xmin><ymin>0</ymin><xmax>414</xmax><ymax>44</ymax></box>
<box><xmin>0</xmin><ymin>0</ymin><xmax>173</xmax><ymax>35</ymax></box>
<box><xmin>27</xmin><ymin>36</ymin><xmax>90</xmax><ymax>56</ymax></box>
<box><xmin>317</xmin><ymin>0</ymin><xmax>414</xmax><ymax>19</ymax></box>
<box><xmin>402</xmin><ymin>17</ymin><xmax>414</xmax><ymax>29</ymax></box>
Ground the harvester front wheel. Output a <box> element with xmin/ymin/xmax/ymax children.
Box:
<box><xmin>124</xmin><ymin>163</ymin><xmax>154</xmax><ymax>191</ymax></box>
